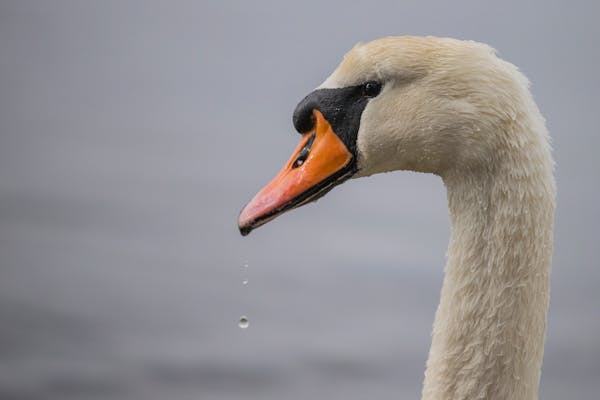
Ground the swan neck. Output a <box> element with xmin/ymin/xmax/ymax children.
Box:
<box><xmin>422</xmin><ymin>138</ymin><xmax>555</xmax><ymax>399</ymax></box>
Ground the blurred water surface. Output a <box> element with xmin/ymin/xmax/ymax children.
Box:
<box><xmin>1</xmin><ymin>1</ymin><xmax>599</xmax><ymax>399</ymax></box>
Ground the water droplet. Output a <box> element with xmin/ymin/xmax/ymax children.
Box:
<box><xmin>238</xmin><ymin>316</ymin><xmax>249</xmax><ymax>329</ymax></box>
<box><xmin>241</xmin><ymin>262</ymin><xmax>249</xmax><ymax>285</ymax></box>
<box><xmin>510</xmin><ymin>111</ymin><xmax>517</xmax><ymax>121</ymax></box>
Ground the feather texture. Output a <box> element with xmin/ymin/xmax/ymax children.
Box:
<box><xmin>321</xmin><ymin>37</ymin><xmax>555</xmax><ymax>400</ymax></box>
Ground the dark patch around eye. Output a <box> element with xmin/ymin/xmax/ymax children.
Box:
<box><xmin>293</xmin><ymin>85</ymin><xmax>368</xmax><ymax>157</ymax></box>
<box><xmin>362</xmin><ymin>81</ymin><xmax>382</xmax><ymax>97</ymax></box>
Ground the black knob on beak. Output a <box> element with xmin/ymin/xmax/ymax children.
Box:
<box><xmin>293</xmin><ymin>95</ymin><xmax>317</xmax><ymax>133</ymax></box>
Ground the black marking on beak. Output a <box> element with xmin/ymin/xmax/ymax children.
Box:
<box><xmin>292</xmin><ymin>83</ymin><xmax>380</xmax><ymax>157</ymax></box>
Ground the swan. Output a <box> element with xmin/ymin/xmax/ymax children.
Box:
<box><xmin>238</xmin><ymin>36</ymin><xmax>555</xmax><ymax>400</ymax></box>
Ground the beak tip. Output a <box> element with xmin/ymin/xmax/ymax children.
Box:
<box><xmin>239</xmin><ymin>224</ymin><xmax>252</xmax><ymax>236</ymax></box>
<box><xmin>238</xmin><ymin>206</ymin><xmax>254</xmax><ymax>236</ymax></box>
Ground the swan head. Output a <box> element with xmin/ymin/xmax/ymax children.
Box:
<box><xmin>239</xmin><ymin>36</ymin><xmax>530</xmax><ymax>235</ymax></box>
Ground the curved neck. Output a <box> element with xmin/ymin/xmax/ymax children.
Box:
<box><xmin>422</xmin><ymin>122</ymin><xmax>555</xmax><ymax>399</ymax></box>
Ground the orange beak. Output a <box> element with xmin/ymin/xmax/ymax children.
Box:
<box><xmin>238</xmin><ymin>109</ymin><xmax>354</xmax><ymax>235</ymax></box>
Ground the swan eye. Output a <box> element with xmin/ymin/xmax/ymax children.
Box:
<box><xmin>362</xmin><ymin>81</ymin><xmax>382</xmax><ymax>97</ymax></box>
<box><xmin>292</xmin><ymin>134</ymin><xmax>316</xmax><ymax>169</ymax></box>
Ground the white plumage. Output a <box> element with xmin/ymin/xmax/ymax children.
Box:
<box><xmin>320</xmin><ymin>37</ymin><xmax>555</xmax><ymax>400</ymax></box>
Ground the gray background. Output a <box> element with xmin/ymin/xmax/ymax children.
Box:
<box><xmin>1</xmin><ymin>1</ymin><xmax>598</xmax><ymax>399</ymax></box>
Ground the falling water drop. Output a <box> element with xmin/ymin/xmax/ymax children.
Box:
<box><xmin>241</xmin><ymin>261</ymin><xmax>249</xmax><ymax>285</ymax></box>
<box><xmin>239</xmin><ymin>262</ymin><xmax>250</xmax><ymax>328</ymax></box>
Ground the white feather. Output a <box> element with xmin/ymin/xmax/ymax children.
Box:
<box><xmin>321</xmin><ymin>36</ymin><xmax>555</xmax><ymax>400</ymax></box>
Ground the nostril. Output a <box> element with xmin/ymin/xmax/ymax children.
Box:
<box><xmin>292</xmin><ymin>148</ymin><xmax>309</xmax><ymax>168</ymax></box>
<box><xmin>292</xmin><ymin>134</ymin><xmax>316</xmax><ymax>169</ymax></box>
